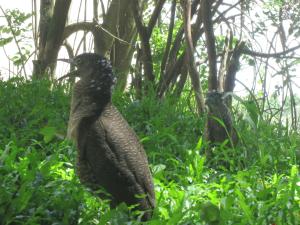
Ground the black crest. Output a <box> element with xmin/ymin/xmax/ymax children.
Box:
<box><xmin>73</xmin><ymin>53</ymin><xmax>116</xmax><ymax>84</ymax></box>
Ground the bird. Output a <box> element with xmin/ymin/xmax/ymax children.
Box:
<box><xmin>63</xmin><ymin>53</ymin><xmax>155</xmax><ymax>221</ymax></box>
<box><xmin>204</xmin><ymin>90</ymin><xmax>238</xmax><ymax>159</ymax></box>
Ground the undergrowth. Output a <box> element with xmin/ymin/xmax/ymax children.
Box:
<box><xmin>0</xmin><ymin>78</ymin><xmax>299</xmax><ymax>225</ymax></box>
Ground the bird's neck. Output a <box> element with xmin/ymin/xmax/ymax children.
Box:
<box><xmin>67</xmin><ymin>77</ymin><xmax>112</xmax><ymax>139</ymax></box>
<box><xmin>74</xmin><ymin>77</ymin><xmax>111</xmax><ymax>113</ymax></box>
<box><xmin>207</xmin><ymin>104</ymin><xmax>232</xmax><ymax>128</ymax></box>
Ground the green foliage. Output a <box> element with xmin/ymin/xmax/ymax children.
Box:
<box><xmin>0</xmin><ymin>78</ymin><xmax>70</xmax><ymax>148</ymax></box>
<box><xmin>0</xmin><ymin>141</ymin><xmax>85</xmax><ymax>225</ymax></box>
<box><xmin>0</xmin><ymin>78</ymin><xmax>299</xmax><ymax>224</ymax></box>
<box><xmin>151</xmin><ymin>19</ymin><xmax>183</xmax><ymax>80</ymax></box>
<box><xmin>0</xmin><ymin>8</ymin><xmax>32</xmax><ymax>66</ymax></box>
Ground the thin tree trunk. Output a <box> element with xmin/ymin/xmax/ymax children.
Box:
<box><xmin>202</xmin><ymin>0</ymin><xmax>218</xmax><ymax>90</ymax></box>
<box><xmin>181</xmin><ymin>0</ymin><xmax>205</xmax><ymax>114</ymax></box>
<box><xmin>33</xmin><ymin>0</ymin><xmax>72</xmax><ymax>79</ymax></box>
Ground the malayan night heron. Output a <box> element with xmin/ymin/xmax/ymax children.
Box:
<box><xmin>60</xmin><ymin>53</ymin><xmax>155</xmax><ymax>221</ymax></box>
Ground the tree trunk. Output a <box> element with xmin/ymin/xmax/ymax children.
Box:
<box><xmin>182</xmin><ymin>0</ymin><xmax>205</xmax><ymax>114</ymax></box>
<box><xmin>111</xmin><ymin>0</ymin><xmax>137</xmax><ymax>92</ymax></box>
<box><xmin>33</xmin><ymin>0</ymin><xmax>72</xmax><ymax>79</ymax></box>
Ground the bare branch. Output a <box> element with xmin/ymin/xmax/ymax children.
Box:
<box><xmin>202</xmin><ymin>0</ymin><xmax>218</xmax><ymax>90</ymax></box>
<box><xmin>160</xmin><ymin>0</ymin><xmax>176</xmax><ymax>76</ymax></box>
<box><xmin>131</xmin><ymin>0</ymin><xmax>156</xmax><ymax>83</ymax></box>
<box><xmin>242</xmin><ymin>44</ymin><xmax>300</xmax><ymax>58</ymax></box>
<box><xmin>131</xmin><ymin>0</ymin><xmax>147</xmax><ymax>38</ymax></box>
<box><xmin>158</xmin><ymin>0</ymin><xmax>200</xmax><ymax>97</ymax></box>
<box><xmin>64</xmin><ymin>22</ymin><xmax>131</xmax><ymax>46</ymax></box>
<box><xmin>148</xmin><ymin>0</ymin><xmax>167</xmax><ymax>34</ymax></box>
<box><xmin>181</xmin><ymin>0</ymin><xmax>205</xmax><ymax>114</ymax></box>
<box><xmin>99</xmin><ymin>0</ymin><xmax>106</xmax><ymax>16</ymax></box>
<box><xmin>64</xmin><ymin>22</ymin><xmax>95</xmax><ymax>39</ymax></box>
<box><xmin>93</xmin><ymin>0</ymin><xmax>99</xmax><ymax>22</ymax></box>
<box><xmin>224</xmin><ymin>41</ymin><xmax>245</xmax><ymax>92</ymax></box>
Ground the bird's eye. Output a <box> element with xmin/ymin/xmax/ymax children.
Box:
<box><xmin>75</xmin><ymin>58</ymin><xmax>83</xmax><ymax>66</ymax></box>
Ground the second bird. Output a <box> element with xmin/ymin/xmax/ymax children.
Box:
<box><xmin>65</xmin><ymin>53</ymin><xmax>155</xmax><ymax>221</ymax></box>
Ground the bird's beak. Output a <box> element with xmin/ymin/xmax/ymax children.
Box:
<box><xmin>57</xmin><ymin>70</ymin><xmax>79</xmax><ymax>81</ymax></box>
<box><xmin>57</xmin><ymin>58</ymin><xmax>74</xmax><ymax>64</ymax></box>
<box><xmin>57</xmin><ymin>58</ymin><xmax>78</xmax><ymax>81</ymax></box>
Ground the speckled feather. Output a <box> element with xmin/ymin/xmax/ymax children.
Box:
<box><xmin>67</xmin><ymin>53</ymin><xmax>155</xmax><ymax>220</ymax></box>
<box><xmin>80</xmin><ymin>103</ymin><xmax>155</xmax><ymax>211</ymax></box>
<box><xmin>204</xmin><ymin>91</ymin><xmax>238</xmax><ymax>158</ymax></box>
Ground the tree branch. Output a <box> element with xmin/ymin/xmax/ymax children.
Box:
<box><xmin>148</xmin><ymin>0</ymin><xmax>167</xmax><ymax>34</ymax></box>
<box><xmin>160</xmin><ymin>0</ymin><xmax>176</xmax><ymax>76</ymax></box>
<box><xmin>157</xmin><ymin>0</ymin><xmax>200</xmax><ymax>97</ymax></box>
<box><xmin>224</xmin><ymin>41</ymin><xmax>245</xmax><ymax>92</ymax></box>
<box><xmin>131</xmin><ymin>0</ymin><xmax>159</xmax><ymax>83</ymax></box>
<box><xmin>181</xmin><ymin>0</ymin><xmax>205</xmax><ymax>114</ymax></box>
<box><xmin>131</xmin><ymin>0</ymin><xmax>147</xmax><ymax>38</ymax></box>
<box><xmin>242</xmin><ymin>43</ymin><xmax>300</xmax><ymax>58</ymax></box>
<box><xmin>64</xmin><ymin>22</ymin><xmax>96</xmax><ymax>40</ymax></box>
<box><xmin>202</xmin><ymin>0</ymin><xmax>218</xmax><ymax>90</ymax></box>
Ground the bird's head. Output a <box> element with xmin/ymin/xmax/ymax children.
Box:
<box><xmin>58</xmin><ymin>53</ymin><xmax>116</xmax><ymax>87</ymax></box>
<box><xmin>205</xmin><ymin>90</ymin><xmax>226</xmax><ymax>112</ymax></box>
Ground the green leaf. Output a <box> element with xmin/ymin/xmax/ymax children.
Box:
<box><xmin>0</xmin><ymin>37</ymin><xmax>13</xmax><ymax>46</ymax></box>
<box><xmin>195</xmin><ymin>137</ymin><xmax>203</xmax><ymax>151</ymax></box>
<box><xmin>40</xmin><ymin>126</ymin><xmax>56</xmax><ymax>143</ymax></box>
<box><xmin>200</xmin><ymin>202</ymin><xmax>220</xmax><ymax>224</ymax></box>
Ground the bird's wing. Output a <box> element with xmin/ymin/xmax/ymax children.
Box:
<box><xmin>99</xmin><ymin>103</ymin><xmax>155</xmax><ymax>208</ymax></box>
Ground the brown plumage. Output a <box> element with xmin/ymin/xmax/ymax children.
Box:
<box><xmin>204</xmin><ymin>91</ymin><xmax>238</xmax><ymax>159</ymax></box>
<box><xmin>65</xmin><ymin>53</ymin><xmax>155</xmax><ymax>221</ymax></box>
